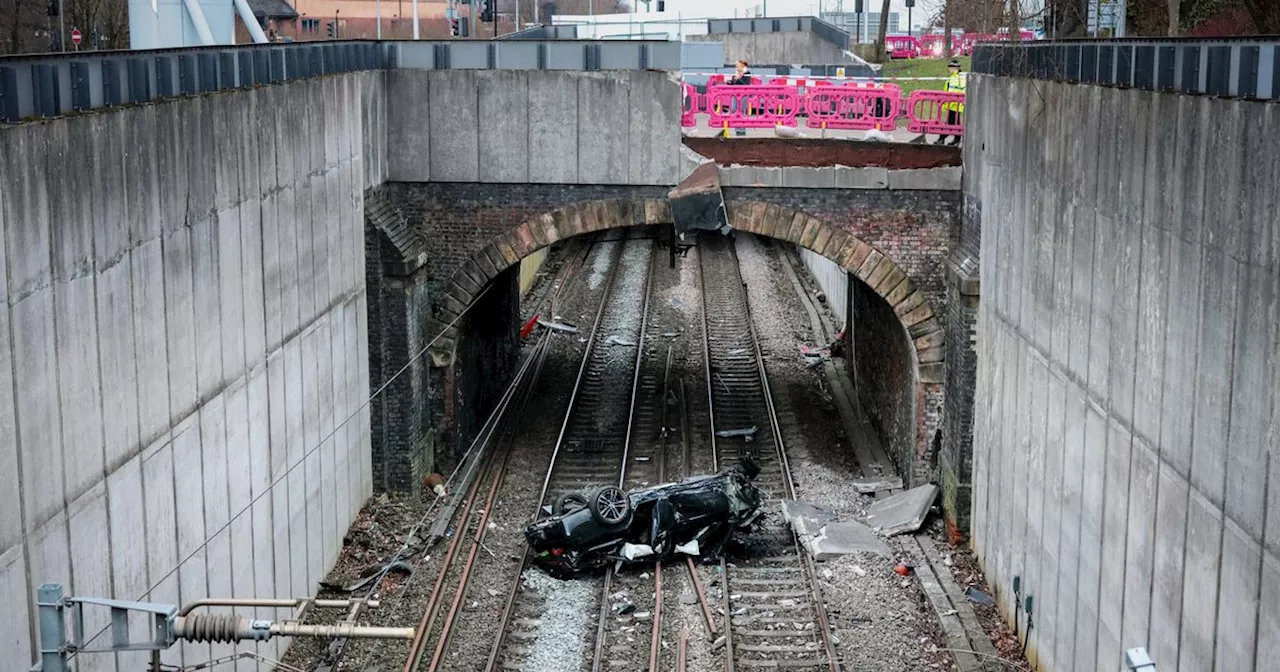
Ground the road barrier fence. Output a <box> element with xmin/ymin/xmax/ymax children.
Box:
<box><xmin>681</xmin><ymin>78</ymin><xmax>963</xmax><ymax>136</ymax></box>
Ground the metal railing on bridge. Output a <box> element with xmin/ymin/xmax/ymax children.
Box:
<box><xmin>0</xmin><ymin>39</ymin><xmax>681</xmax><ymax>123</ymax></box>
<box><xmin>973</xmin><ymin>37</ymin><xmax>1279</xmax><ymax>101</ymax></box>
<box><xmin>682</xmin><ymin>79</ymin><xmax>965</xmax><ymax>136</ymax></box>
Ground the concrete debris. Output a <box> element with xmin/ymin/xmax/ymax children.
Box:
<box><xmin>538</xmin><ymin>319</ymin><xmax>579</xmax><ymax>333</ymax></box>
<box><xmin>605</xmin><ymin>334</ymin><xmax>638</xmax><ymax>347</ymax></box>
<box><xmin>850</xmin><ymin>565</ymin><xmax>867</xmax><ymax>577</ymax></box>
<box><xmin>675</xmin><ymin>539</ymin><xmax>700</xmax><ymax>556</ymax></box>
<box><xmin>851</xmin><ymin>476</ymin><xmax>905</xmax><ymax>494</ymax></box>
<box><xmin>680</xmin><ymin>592</ymin><xmax>699</xmax><ymax>605</ymax></box>
<box><xmin>802</xmin><ymin>521</ymin><xmax>893</xmax><ymax>561</ymax></box>
<box><xmin>774</xmin><ymin>125</ymin><xmax>801</xmax><ymax>138</ymax></box>
<box><xmin>622</xmin><ymin>543</ymin><xmax>655</xmax><ymax>560</ymax></box>
<box><xmin>862</xmin><ymin>128</ymin><xmax>891</xmax><ymax>143</ymax></box>
<box><xmin>711</xmin><ymin>635</ymin><xmax>727</xmax><ymax>651</ymax></box>
<box><xmin>865</xmin><ymin>484</ymin><xmax>939</xmax><ymax>536</ymax></box>
<box><xmin>780</xmin><ymin>499</ymin><xmax>838</xmax><ymax>537</ymax></box>
<box><xmin>715</xmin><ymin>426</ymin><xmax>758</xmax><ymax>440</ymax></box>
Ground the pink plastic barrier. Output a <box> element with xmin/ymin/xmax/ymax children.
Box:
<box><xmin>681</xmin><ymin>83</ymin><xmax>700</xmax><ymax>127</ymax></box>
<box><xmin>905</xmin><ymin>90</ymin><xmax>965</xmax><ymax>135</ymax></box>
<box><xmin>805</xmin><ymin>84</ymin><xmax>902</xmax><ymax>131</ymax></box>
<box><xmin>920</xmin><ymin>34</ymin><xmax>962</xmax><ymax>58</ymax></box>
<box><xmin>886</xmin><ymin>35</ymin><xmax>920</xmax><ymax>59</ymax></box>
<box><xmin>705</xmin><ymin>85</ymin><xmax>802</xmax><ymax>128</ymax></box>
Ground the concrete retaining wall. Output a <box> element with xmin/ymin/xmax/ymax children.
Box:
<box><xmin>385</xmin><ymin>69</ymin><xmax>685</xmax><ymax>186</ymax></box>
<box><xmin>967</xmin><ymin>75</ymin><xmax>1280</xmax><ymax>670</ymax></box>
<box><xmin>0</xmin><ymin>71</ymin><xmax>385</xmax><ymax>671</ymax></box>
<box><xmin>797</xmin><ymin>246</ymin><xmax>849</xmax><ymax>329</ymax></box>
<box><xmin>688</xmin><ymin>31</ymin><xmax>863</xmax><ymax>66</ymax></box>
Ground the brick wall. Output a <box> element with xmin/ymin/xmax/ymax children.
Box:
<box><xmin>851</xmin><ymin>278</ymin><xmax>921</xmax><ymax>485</ymax></box>
<box><xmin>723</xmin><ymin>187</ymin><xmax>961</xmax><ymax>319</ymax></box>
<box><xmin>365</xmin><ymin>197</ymin><xmax>434</xmax><ymax>493</ymax></box>
<box><xmin>452</xmin><ymin>265</ymin><xmax>521</xmax><ymax>459</ymax></box>
<box><xmin>385</xmin><ymin>183</ymin><xmax>671</xmax><ymax>300</ymax></box>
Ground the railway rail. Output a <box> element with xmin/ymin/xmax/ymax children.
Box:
<box><xmin>698</xmin><ymin>234</ymin><xmax>840</xmax><ymax>672</ymax></box>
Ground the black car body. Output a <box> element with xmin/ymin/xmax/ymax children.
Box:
<box><xmin>524</xmin><ymin>457</ymin><xmax>764</xmax><ymax>578</ymax></box>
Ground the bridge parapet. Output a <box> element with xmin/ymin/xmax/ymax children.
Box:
<box><xmin>0</xmin><ymin>39</ymin><xmax>679</xmax><ymax>124</ymax></box>
<box><xmin>974</xmin><ymin>37</ymin><xmax>1279</xmax><ymax>101</ymax></box>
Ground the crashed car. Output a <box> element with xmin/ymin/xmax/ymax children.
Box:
<box><xmin>524</xmin><ymin>457</ymin><xmax>764</xmax><ymax>578</ymax></box>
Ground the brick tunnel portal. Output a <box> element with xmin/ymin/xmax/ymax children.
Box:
<box><xmin>365</xmin><ymin>189</ymin><xmax>952</xmax><ymax>503</ymax></box>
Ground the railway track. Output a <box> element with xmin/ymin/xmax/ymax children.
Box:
<box><xmin>396</xmin><ymin>237</ymin><xmax>600</xmax><ymax>672</ymax></box>
<box><xmin>698</xmin><ymin>234</ymin><xmax>840</xmax><ymax>672</ymax></box>
<box><xmin>487</xmin><ymin>232</ymin><xmax>658</xmax><ymax>672</ymax></box>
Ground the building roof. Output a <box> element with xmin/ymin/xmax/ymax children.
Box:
<box><xmin>249</xmin><ymin>0</ymin><xmax>300</xmax><ymax>20</ymax></box>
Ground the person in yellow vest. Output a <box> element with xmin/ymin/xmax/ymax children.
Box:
<box><xmin>940</xmin><ymin>58</ymin><xmax>966</xmax><ymax>146</ymax></box>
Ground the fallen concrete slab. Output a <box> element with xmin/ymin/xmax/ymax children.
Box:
<box><xmin>851</xmin><ymin>476</ymin><xmax>904</xmax><ymax>494</ymax></box>
<box><xmin>865</xmin><ymin>484</ymin><xmax>939</xmax><ymax>536</ymax></box>
<box><xmin>802</xmin><ymin>521</ymin><xmax>892</xmax><ymax>561</ymax></box>
<box><xmin>780</xmin><ymin>500</ymin><xmax>838</xmax><ymax>537</ymax></box>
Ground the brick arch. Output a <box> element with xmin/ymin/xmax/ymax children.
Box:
<box><xmin>430</xmin><ymin>198</ymin><xmax>944</xmax><ymax>370</ymax></box>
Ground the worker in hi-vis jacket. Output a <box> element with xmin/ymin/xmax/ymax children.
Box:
<box><xmin>940</xmin><ymin>58</ymin><xmax>966</xmax><ymax>146</ymax></box>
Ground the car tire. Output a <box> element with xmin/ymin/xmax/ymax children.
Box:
<box><xmin>589</xmin><ymin>486</ymin><xmax>630</xmax><ymax>526</ymax></box>
<box><xmin>556</xmin><ymin>492</ymin><xmax>589</xmax><ymax>515</ymax></box>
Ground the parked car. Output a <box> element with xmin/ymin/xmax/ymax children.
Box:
<box><xmin>524</xmin><ymin>458</ymin><xmax>764</xmax><ymax>578</ymax></box>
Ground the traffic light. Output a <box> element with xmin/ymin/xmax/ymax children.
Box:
<box><xmin>450</xmin><ymin>18</ymin><xmax>460</xmax><ymax>36</ymax></box>
<box><xmin>326</xmin><ymin>20</ymin><xmax>337</xmax><ymax>38</ymax></box>
<box><xmin>479</xmin><ymin>0</ymin><xmax>494</xmax><ymax>22</ymax></box>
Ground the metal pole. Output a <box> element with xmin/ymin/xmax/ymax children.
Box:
<box><xmin>377</xmin><ymin>0</ymin><xmax>383</xmax><ymax>38</ymax></box>
<box><xmin>413</xmin><ymin>0</ymin><xmax>420</xmax><ymax>38</ymax></box>
<box><xmin>35</xmin><ymin>584</ymin><xmax>67</xmax><ymax>672</ymax></box>
<box><xmin>516</xmin><ymin>0</ymin><xmax>520</xmax><ymax>31</ymax></box>
<box><xmin>57</xmin><ymin>0</ymin><xmax>65</xmax><ymax>51</ymax></box>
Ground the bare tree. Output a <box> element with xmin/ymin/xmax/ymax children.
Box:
<box><xmin>1240</xmin><ymin>0</ymin><xmax>1279</xmax><ymax>32</ymax></box>
<box><xmin>875</xmin><ymin>0</ymin><xmax>891</xmax><ymax>60</ymax></box>
<box><xmin>0</xmin><ymin>0</ymin><xmax>49</xmax><ymax>53</ymax></box>
<box><xmin>1167</xmin><ymin>0</ymin><xmax>1180</xmax><ymax>33</ymax></box>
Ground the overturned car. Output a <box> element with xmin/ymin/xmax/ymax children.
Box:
<box><xmin>524</xmin><ymin>457</ymin><xmax>764</xmax><ymax>578</ymax></box>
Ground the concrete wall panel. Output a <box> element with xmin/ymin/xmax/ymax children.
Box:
<box><xmin>578</xmin><ymin>73</ymin><xmax>631</xmax><ymax>185</ymax></box>
<box><xmin>1148</xmin><ymin>463</ymin><xmax>1188</xmax><ymax>667</ymax></box>
<box><xmin>164</xmin><ymin>228</ymin><xmax>198</xmax><ymax>423</ymax></box>
<box><xmin>98</xmin><ymin>258</ymin><xmax>140</xmax><ymax>473</ymax></box>
<box><xmin>141</xmin><ymin>434</ymin><xmax>181</xmax><ymax>669</ymax></box>
<box><xmin>1259</xmin><ymin>553</ymin><xmax>1280</xmax><ymax>664</ymax></box>
<box><xmin>67</xmin><ymin>485</ymin><xmax>113</xmax><ymax>672</ymax></box>
<box><xmin>219</xmin><ymin>207</ymin><xmax>246</xmax><ymax>378</ymax></box>
<box><xmin>12</xmin><ymin>291</ymin><xmax>63</xmax><ymax>529</ymax></box>
<box><xmin>1</xmin><ymin>127</ymin><xmax>52</xmax><ymax>298</ymax></box>
<box><xmin>56</xmin><ymin>277</ymin><xmax>105</xmax><ymax>504</ymax></box>
<box><xmin>528</xmin><ymin>71</ymin><xmax>580</xmax><ymax>184</ymax></box>
<box><xmin>478</xmin><ymin>71</ymin><xmax>530</xmax><ymax>183</ymax></box>
<box><xmin>1215</xmin><ymin>520</ymin><xmax>1261</xmax><ymax>671</ymax></box>
<box><xmin>0</xmin><ymin>546</ymin><xmax>32</xmax><ymax>672</ymax></box>
<box><xmin>428</xmin><ymin>70</ymin><xmax>481</xmax><ymax>182</ymax></box>
<box><xmin>971</xmin><ymin>78</ymin><xmax>1280</xmax><ymax>671</ymax></box>
<box><xmin>107</xmin><ymin>456</ymin><xmax>150</xmax><ymax>671</ymax></box>
<box><xmin>132</xmin><ymin>240</ymin><xmax>171</xmax><ymax>447</ymax></box>
<box><xmin>386</xmin><ymin>70</ymin><xmax>429</xmax><ymax>182</ymax></box>
<box><xmin>627</xmin><ymin>70</ymin><xmax>680</xmax><ymax>186</ymax></box>
<box><xmin>1178</xmin><ymin>491</ymin><xmax>1223</xmax><ymax>671</ymax></box>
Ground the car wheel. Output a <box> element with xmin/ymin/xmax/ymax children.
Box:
<box><xmin>556</xmin><ymin>492</ymin><xmax>589</xmax><ymax>515</ymax></box>
<box><xmin>589</xmin><ymin>486</ymin><xmax>630</xmax><ymax>525</ymax></box>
